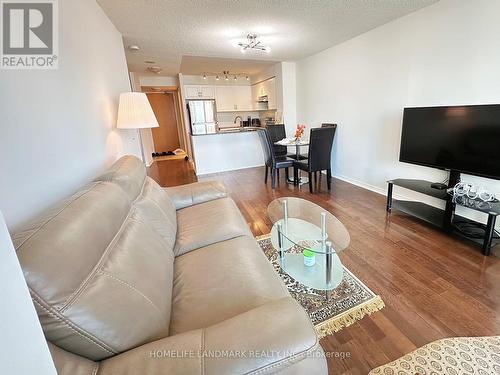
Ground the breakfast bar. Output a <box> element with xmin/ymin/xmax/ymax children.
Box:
<box><xmin>191</xmin><ymin>127</ymin><xmax>265</xmax><ymax>175</ymax></box>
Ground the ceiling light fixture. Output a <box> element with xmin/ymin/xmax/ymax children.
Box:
<box><xmin>238</xmin><ymin>34</ymin><xmax>270</xmax><ymax>53</ymax></box>
<box><xmin>202</xmin><ymin>71</ymin><xmax>250</xmax><ymax>81</ymax></box>
<box><xmin>146</xmin><ymin>66</ymin><xmax>162</xmax><ymax>74</ymax></box>
<box><xmin>128</xmin><ymin>45</ymin><xmax>140</xmax><ymax>51</ymax></box>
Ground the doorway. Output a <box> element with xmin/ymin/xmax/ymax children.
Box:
<box><xmin>146</xmin><ymin>91</ymin><xmax>181</xmax><ymax>153</ymax></box>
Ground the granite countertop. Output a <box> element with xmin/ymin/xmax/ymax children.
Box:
<box><xmin>191</xmin><ymin>126</ymin><xmax>262</xmax><ymax>136</ymax></box>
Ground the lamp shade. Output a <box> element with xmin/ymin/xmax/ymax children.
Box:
<box><xmin>116</xmin><ymin>92</ymin><xmax>159</xmax><ymax>129</ymax></box>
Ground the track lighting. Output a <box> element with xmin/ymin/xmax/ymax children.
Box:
<box><xmin>203</xmin><ymin>71</ymin><xmax>250</xmax><ymax>81</ymax></box>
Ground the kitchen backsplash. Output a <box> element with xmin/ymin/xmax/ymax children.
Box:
<box><xmin>217</xmin><ymin>111</ymin><xmax>259</xmax><ymax>127</ymax></box>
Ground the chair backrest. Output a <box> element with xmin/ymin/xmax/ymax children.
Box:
<box><xmin>266</xmin><ymin>124</ymin><xmax>287</xmax><ymax>156</ymax></box>
<box><xmin>257</xmin><ymin>128</ymin><xmax>274</xmax><ymax>167</ymax></box>
<box><xmin>307</xmin><ymin>126</ymin><xmax>337</xmax><ymax>171</ymax></box>
<box><xmin>321</xmin><ymin>123</ymin><xmax>337</xmax><ymax>129</ymax></box>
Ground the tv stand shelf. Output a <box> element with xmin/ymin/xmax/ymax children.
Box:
<box><xmin>387</xmin><ymin>178</ymin><xmax>499</xmax><ymax>256</ymax></box>
<box><xmin>392</xmin><ymin>200</ymin><xmax>446</xmax><ymax>228</ymax></box>
<box><xmin>388</xmin><ymin>179</ymin><xmax>449</xmax><ymax>200</ymax></box>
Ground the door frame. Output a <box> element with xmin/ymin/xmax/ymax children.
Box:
<box><xmin>141</xmin><ymin>86</ymin><xmax>187</xmax><ymax>153</ymax></box>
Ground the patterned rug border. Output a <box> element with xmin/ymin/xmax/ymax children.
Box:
<box><xmin>256</xmin><ymin>233</ymin><xmax>385</xmax><ymax>338</ymax></box>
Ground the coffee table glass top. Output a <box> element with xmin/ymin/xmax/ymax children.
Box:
<box><xmin>268</xmin><ymin>197</ymin><xmax>350</xmax><ymax>252</ymax></box>
<box><xmin>267</xmin><ymin>197</ymin><xmax>350</xmax><ymax>291</ymax></box>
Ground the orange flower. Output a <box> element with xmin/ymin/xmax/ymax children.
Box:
<box><xmin>294</xmin><ymin>124</ymin><xmax>306</xmax><ymax>138</ymax></box>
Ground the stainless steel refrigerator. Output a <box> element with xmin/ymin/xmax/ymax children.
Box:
<box><xmin>187</xmin><ymin>100</ymin><xmax>218</xmax><ymax>135</ymax></box>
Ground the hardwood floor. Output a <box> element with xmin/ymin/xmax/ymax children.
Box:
<box><xmin>148</xmin><ymin>158</ymin><xmax>197</xmax><ymax>187</ymax></box>
<box><xmin>149</xmin><ymin>160</ymin><xmax>500</xmax><ymax>374</ymax></box>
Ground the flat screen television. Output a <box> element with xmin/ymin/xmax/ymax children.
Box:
<box><xmin>399</xmin><ymin>104</ymin><xmax>500</xmax><ymax>180</ymax></box>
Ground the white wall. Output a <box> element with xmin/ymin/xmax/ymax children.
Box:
<box><xmin>129</xmin><ymin>72</ymin><xmax>155</xmax><ymax>167</ymax></box>
<box><xmin>250</xmin><ymin>64</ymin><xmax>277</xmax><ymax>85</ymax></box>
<box><xmin>0</xmin><ymin>0</ymin><xmax>140</xmax><ymax>230</ymax></box>
<box><xmin>281</xmin><ymin>62</ymin><xmax>297</xmax><ymax>135</ymax></box>
<box><xmin>139</xmin><ymin>75</ymin><xmax>179</xmax><ymax>87</ymax></box>
<box><xmin>296</xmin><ymin>0</ymin><xmax>500</xmax><ymax>227</ymax></box>
<box><xmin>0</xmin><ymin>212</ymin><xmax>57</xmax><ymax>375</ymax></box>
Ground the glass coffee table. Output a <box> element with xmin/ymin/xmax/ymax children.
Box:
<box><xmin>268</xmin><ymin>197</ymin><xmax>350</xmax><ymax>299</ymax></box>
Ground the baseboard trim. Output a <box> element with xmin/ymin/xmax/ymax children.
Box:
<box><xmin>332</xmin><ymin>173</ymin><xmax>435</xmax><ymax>203</ymax></box>
<box><xmin>196</xmin><ymin>164</ymin><xmax>265</xmax><ymax>177</ymax></box>
<box><xmin>331</xmin><ymin>172</ymin><xmax>498</xmax><ymax>231</ymax></box>
<box><xmin>333</xmin><ymin>173</ymin><xmax>387</xmax><ymax>197</ymax></box>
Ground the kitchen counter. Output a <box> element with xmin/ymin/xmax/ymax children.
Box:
<box><xmin>191</xmin><ymin>127</ymin><xmax>264</xmax><ymax>175</ymax></box>
<box><xmin>191</xmin><ymin>126</ymin><xmax>262</xmax><ymax>136</ymax></box>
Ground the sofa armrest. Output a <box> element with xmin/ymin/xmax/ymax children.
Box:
<box><xmin>48</xmin><ymin>342</ymin><xmax>99</xmax><ymax>375</ymax></box>
<box><xmin>164</xmin><ymin>181</ymin><xmax>227</xmax><ymax>210</ymax></box>
<box><xmin>97</xmin><ymin>297</ymin><xmax>326</xmax><ymax>375</ymax></box>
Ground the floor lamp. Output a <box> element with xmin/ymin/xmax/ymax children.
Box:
<box><xmin>116</xmin><ymin>92</ymin><xmax>159</xmax><ymax>163</ymax></box>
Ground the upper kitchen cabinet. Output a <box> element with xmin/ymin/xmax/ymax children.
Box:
<box><xmin>184</xmin><ymin>85</ymin><xmax>215</xmax><ymax>99</ymax></box>
<box><xmin>215</xmin><ymin>85</ymin><xmax>252</xmax><ymax>112</ymax></box>
<box><xmin>251</xmin><ymin>77</ymin><xmax>277</xmax><ymax>110</ymax></box>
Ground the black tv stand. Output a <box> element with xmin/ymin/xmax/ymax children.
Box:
<box><xmin>387</xmin><ymin>171</ymin><xmax>499</xmax><ymax>256</ymax></box>
<box><xmin>430</xmin><ymin>182</ymin><xmax>448</xmax><ymax>190</ymax></box>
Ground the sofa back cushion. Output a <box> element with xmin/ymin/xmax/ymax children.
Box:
<box><xmin>13</xmin><ymin>165</ymin><xmax>176</xmax><ymax>360</ymax></box>
<box><xmin>94</xmin><ymin>155</ymin><xmax>147</xmax><ymax>201</ymax></box>
<box><xmin>135</xmin><ymin>177</ymin><xmax>178</xmax><ymax>249</ymax></box>
<box><xmin>94</xmin><ymin>156</ymin><xmax>178</xmax><ymax>246</ymax></box>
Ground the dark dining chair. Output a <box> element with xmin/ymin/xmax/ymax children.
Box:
<box><xmin>322</xmin><ymin>123</ymin><xmax>337</xmax><ymax>128</ymax></box>
<box><xmin>266</xmin><ymin>124</ymin><xmax>287</xmax><ymax>157</ymax></box>
<box><xmin>293</xmin><ymin>126</ymin><xmax>337</xmax><ymax>193</ymax></box>
<box><xmin>257</xmin><ymin>128</ymin><xmax>294</xmax><ymax>189</ymax></box>
<box><xmin>266</xmin><ymin>124</ymin><xmax>307</xmax><ymax>161</ymax></box>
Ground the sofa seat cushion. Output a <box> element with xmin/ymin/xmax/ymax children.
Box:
<box><xmin>173</xmin><ymin>197</ymin><xmax>252</xmax><ymax>256</ymax></box>
<box><xmin>169</xmin><ymin>236</ymin><xmax>290</xmax><ymax>335</ymax></box>
<box><xmin>99</xmin><ymin>297</ymin><xmax>326</xmax><ymax>375</ymax></box>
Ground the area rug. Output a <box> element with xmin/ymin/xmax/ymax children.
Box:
<box><xmin>152</xmin><ymin>150</ymin><xmax>187</xmax><ymax>161</ymax></box>
<box><xmin>369</xmin><ymin>336</ymin><xmax>500</xmax><ymax>374</ymax></box>
<box><xmin>257</xmin><ymin>234</ymin><xmax>385</xmax><ymax>339</ymax></box>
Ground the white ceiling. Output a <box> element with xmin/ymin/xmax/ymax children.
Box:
<box><xmin>97</xmin><ymin>0</ymin><xmax>438</xmax><ymax>75</ymax></box>
<box><xmin>179</xmin><ymin>56</ymin><xmax>277</xmax><ymax>76</ymax></box>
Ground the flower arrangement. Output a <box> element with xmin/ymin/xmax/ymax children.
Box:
<box><xmin>294</xmin><ymin>124</ymin><xmax>306</xmax><ymax>141</ymax></box>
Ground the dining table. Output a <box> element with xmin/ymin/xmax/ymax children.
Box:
<box><xmin>274</xmin><ymin>138</ymin><xmax>309</xmax><ymax>185</ymax></box>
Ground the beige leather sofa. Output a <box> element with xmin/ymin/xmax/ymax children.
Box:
<box><xmin>13</xmin><ymin>155</ymin><xmax>327</xmax><ymax>374</ymax></box>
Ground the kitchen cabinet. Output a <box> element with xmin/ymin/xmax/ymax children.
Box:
<box><xmin>251</xmin><ymin>77</ymin><xmax>277</xmax><ymax>110</ymax></box>
<box><xmin>184</xmin><ymin>85</ymin><xmax>215</xmax><ymax>99</ymax></box>
<box><xmin>215</xmin><ymin>85</ymin><xmax>252</xmax><ymax>112</ymax></box>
